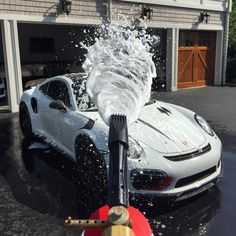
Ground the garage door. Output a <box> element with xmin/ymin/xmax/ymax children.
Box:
<box><xmin>178</xmin><ymin>31</ymin><xmax>216</xmax><ymax>89</ymax></box>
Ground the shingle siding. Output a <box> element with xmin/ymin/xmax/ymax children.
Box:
<box><xmin>0</xmin><ymin>0</ymin><xmax>107</xmax><ymax>19</ymax></box>
<box><xmin>0</xmin><ymin>0</ymin><xmax>224</xmax><ymax>27</ymax></box>
<box><xmin>111</xmin><ymin>1</ymin><xmax>224</xmax><ymax>27</ymax></box>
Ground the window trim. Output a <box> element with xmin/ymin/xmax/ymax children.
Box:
<box><xmin>39</xmin><ymin>81</ymin><xmax>50</xmax><ymax>95</ymax></box>
<box><xmin>40</xmin><ymin>79</ymin><xmax>74</xmax><ymax>110</ymax></box>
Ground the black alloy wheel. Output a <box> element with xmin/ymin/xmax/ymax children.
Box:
<box><xmin>19</xmin><ymin>102</ymin><xmax>33</xmax><ymax>140</ymax></box>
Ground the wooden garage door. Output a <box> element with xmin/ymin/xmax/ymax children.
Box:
<box><xmin>178</xmin><ymin>31</ymin><xmax>216</xmax><ymax>89</ymax></box>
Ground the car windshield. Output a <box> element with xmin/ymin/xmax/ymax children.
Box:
<box><xmin>66</xmin><ymin>73</ymin><xmax>155</xmax><ymax>112</ymax></box>
<box><xmin>66</xmin><ymin>74</ymin><xmax>97</xmax><ymax>111</ymax></box>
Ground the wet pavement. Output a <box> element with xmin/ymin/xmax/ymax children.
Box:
<box><xmin>0</xmin><ymin>86</ymin><xmax>236</xmax><ymax>235</ymax></box>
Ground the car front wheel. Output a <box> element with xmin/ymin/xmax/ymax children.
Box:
<box><xmin>19</xmin><ymin>102</ymin><xmax>33</xmax><ymax>140</ymax></box>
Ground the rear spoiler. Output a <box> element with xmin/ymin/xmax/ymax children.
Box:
<box><xmin>24</xmin><ymin>78</ymin><xmax>47</xmax><ymax>89</ymax></box>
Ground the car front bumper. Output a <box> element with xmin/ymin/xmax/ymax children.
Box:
<box><xmin>129</xmin><ymin>159</ymin><xmax>223</xmax><ymax>201</ymax></box>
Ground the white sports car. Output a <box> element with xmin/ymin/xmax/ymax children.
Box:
<box><xmin>19</xmin><ymin>73</ymin><xmax>222</xmax><ymax>203</ymax></box>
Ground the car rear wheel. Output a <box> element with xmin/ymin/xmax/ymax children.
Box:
<box><xmin>19</xmin><ymin>102</ymin><xmax>33</xmax><ymax>140</ymax></box>
<box><xmin>75</xmin><ymin>135</ymin><xmax>108</xmax><ymax>214</ymax></box>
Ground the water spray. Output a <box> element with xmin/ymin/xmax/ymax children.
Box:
<box><xmin>65</xmin><ymin>19</ymin><xmax>157</xmax><ymax>235</ymax></box>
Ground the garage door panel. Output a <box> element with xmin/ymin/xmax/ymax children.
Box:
<box><xmin>197</xmin><ymin>51</ymin><xmax>209</xmax><ymax>81</ymax></box>
<box><xmin>178</xmin><ymin>31</ymin><xmax>216</xmax><ymax>89</ymax></box>
<box><xmin>179</xmin><ymin>65</ymin><xmax>194</xmax><ymax>83</ymax></box>
<box><xmin>196</xmin><ymin>56</ymin><xmax>207</xmax><ymax>81</ymax></box>
<box><xmin>178</xmin><ymin>51</ymin><xmax>194</xmax><ymax>83</ymax></box>
<box><xmin>198</xmin><ymin>50</ymin><xmax>214</xmax><ymax>83</ymax></box>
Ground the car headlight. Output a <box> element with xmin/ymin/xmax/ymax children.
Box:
<box><xmin>128</xmin><ymin>137</ymin><xmax>145</xmax><ymax>159</ymax></box>
<box><xmin>194</xmin><ymin>114</ymin><xmax>214</xmax><ymax>136</ymax></box>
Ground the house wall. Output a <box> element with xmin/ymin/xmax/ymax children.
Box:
<box><xmin>0</xmin><ymin>1</ymin><xmax>226</xmax><ymax>27</ymax></box>
<box><xmin>111</xmin><ymin>1</ymin><xmax>224</xmax><ymax>28</ymax></box>
<box><xmin>0</xmin><ymin>0</ymin><xmax>106</xmax><ymax>20</ymax></box>
<box><xmin>119</xmin><ymin>0</ymin><xmax>227</xmax><ymax>11</ymax></box>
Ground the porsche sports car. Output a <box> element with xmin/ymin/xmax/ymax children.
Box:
<box><xmin>19</xmin><ymin>73</ymin><xmax>223</xmax><ymax>202</ymax></box>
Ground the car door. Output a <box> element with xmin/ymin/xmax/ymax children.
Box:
<box><xmin>46</xmin><ymin>79</ymin><xmax>75</xmax><ymax>155</ymax></box>
<box><xmin>55</xmin><ymin>83</ymin><xmax>92</xmax><ymax>157</ymax></box>
<box><xmin>37</xmin><ymin>81</ymin><xmax>55</xmax><ymax>138</ymax></box>
<box><xmin>59</xmin><ymin>110</ymin><xmax>93</xmax><ymax>157</ymax></box>
<box><xmin>38</xmin><ymin>80</ymin><xmax>63</xmax><ymax>144</ymax></box>
<box><xmin>37</xmin><ymin>78</ymin><xmax>91</xmax><ymax>158</ymax></box>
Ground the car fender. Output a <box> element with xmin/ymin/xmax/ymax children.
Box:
<box><xmin>20</xmin><ymin>87</ymin><xmax>42</xmax><ymax>134</ymax></box>
<box><xmin>20</xmin><ymin>89</ymin><xmax>35</xmax><ymax>115</ymax></box>
<box><xmin>73</xmin><ymin>127</ymin><xmax>108</xmax><ymax>157</ymax></box>
<box><xmin>169</xmin><ymin>102</ymin><xmax>220</xmax><ymax>139</ymax></box>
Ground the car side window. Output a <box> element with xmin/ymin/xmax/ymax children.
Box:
<box><xmin>47</xmin><ymin>80</ymin><xmax>72</xmax><ymax>108</ymax></box>
<box><xmin>39</xmin><ymin>82</ymin><xmax>49</xmax><ymax>95</ymax></box>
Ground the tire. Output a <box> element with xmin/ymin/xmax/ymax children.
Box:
<box><xmin>19</xmin><ymin>102</ymin><xmax>33</xmax><ymax>140</ymax></box>
<box><xmin>75</xmin><ymin>135</ymin><xmax>108</xmax><ymax>214</ymax></box>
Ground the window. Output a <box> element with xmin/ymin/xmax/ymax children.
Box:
<box><xmin>179</xmin><ymin>31</ymin><xmax>215</xmax><ymax>48</ymax></box>
<box><xmin>71</xmin><ymin>77</ymin><xmax>96</xmax><ymax>111</ymax></box>
<box><xmin>39</xmin><ymin>82</ymin><xmax>49</xmax><ymax>95</ymax></box>
<box><xmin>30</xmin><ymin>37</ymin><xmax>55</xmax><ymax>53</ymax></box>
<box><xmin>199</xmin><ymin>32</ymin><xmax>208</xmax><ymax>46</ymax></box>
<box><xmin>199</xmin><ymin>32</ymin><xmax>215</xmax><ymax>47</ymax></box>
<box><xmin>179</xmin><ymin>32</ymin><xmax>194</xmax><ymax>47</ymax></box>
<box><xmin>47</xmin><ymin>80</ymin><xmax>71</xmax><ymax>108</ymax></box>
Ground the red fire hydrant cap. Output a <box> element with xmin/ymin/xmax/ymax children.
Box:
<box><xmin>84</xmin><ymin>205</ymin><xmax>152</xmax><ymax>236</ymax></box>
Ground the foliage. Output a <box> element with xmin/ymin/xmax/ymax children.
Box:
<box><xmin>227</xmin><ymin>0</ymin><xmax>236</xmax><ymax>82</ymax></box>
<box><xmin>229</xmin><ymin>0</ymin><xmax>236</xmax><ymax>57</ymax></box>
<box><xmin>226</xmin><ymin>57</ymin><xmax>236</xmax><ymax>82</ymax></box>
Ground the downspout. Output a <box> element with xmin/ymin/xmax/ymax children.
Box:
<box><xmin>105</xmin><ymin>0</ymin><xmax>112</xmax><ymax>23</ymax></box>
<box><xmin>221</xmin><ymin>0</ymin><xmax>232</xmax><ymax>85</ymax></box>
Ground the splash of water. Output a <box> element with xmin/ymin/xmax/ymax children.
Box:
<box><xmin>83</xmin><ymin>18</ymin><xmax>158</xmax><ymax>126</ymax></box>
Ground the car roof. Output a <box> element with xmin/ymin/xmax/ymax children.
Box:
<box><xmin>25</xmin><ymin>73</ymin><xmax>88</xmax><ymax>90</ymax></box>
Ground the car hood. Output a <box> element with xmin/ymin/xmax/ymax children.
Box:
<box><xmin>83</xmin><ymin>101</ymin><xmax>206</xmax><ymax>154</ymax></box>
<box><xmin>128</xmin><ymin>102</ymin><xmax>206</xmax><ymax>154</ymax></box>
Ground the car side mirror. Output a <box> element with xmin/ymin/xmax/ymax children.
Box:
<box><xmin>49</xmin><ymin>100</ymin><xmax>67</xmax><ymax>113</ymax></box>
